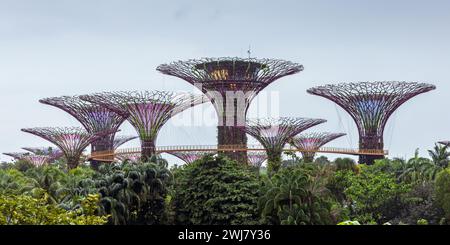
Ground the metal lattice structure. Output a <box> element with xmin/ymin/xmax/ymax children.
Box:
<box><xmin>3</xmin><ymin>152</ymin><xmax>30</xmax><ymax>160</ymax></box>
<box><xmin>22</xmin><ymin>146</ymin><xmax>63</xmax><ymax>162</ymax></box>
<box><xmin>21</xmin><ymin>127</ymin><xmax>117</xmax><ymax>169</ymax></box>
<box><xmin>247</xmin><ymin>151</ymin><xmax>267</xmax><ymax>169</ymax></box>
<box><xmin>113</xmin><ymin>135</ymin><xmax>138</xmax><ymax>150</ymax></box>
<box><xmin>242</xmin><ymin>117</ymin><xmax>326</xmax><ymax>173</ymax></box>
<box><xmin>307</xmin><ymin>81</ymin><xmax>435</xmax><ymax>164</ymax></box>
<box><xmin>39</xmin><ymin>96</ymin><xmax>128</xmax><ymax>154</ymax></box>
<box><xmin>438</xmin><ymin>141</ymin><xmax>450</xmax><ymax>147</ymax></box>
<box><xmin>115</xmin><ymin>153</ymin><xmax>141</xmax><ymax>163</ymax></box>
<box><xmin>80</xmin><ymin>91</ymin><xmax>206</xmax><ymax>161</ymax></box>
<box><xmin>165</xmin><ymin>151</ymin><xmax>215</xmax><ymax>165</ymax></box>
<box><xmin>22</xmin><ymin>155</ymin><xmax>51</xmax><ymax>167</ymax></box>
<box><xmin>291</xmin><ymin>132</ymin><xmax>346</xmax><ymax>163</ymax></box>
<box><xmin>157</xmin><ymin>57</ymin><xmax>303</xmax><ymax>163</ymax></box>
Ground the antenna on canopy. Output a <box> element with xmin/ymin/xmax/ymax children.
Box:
<box><xmin>247</xmin><ymin>45</ymin><xmax>252</xmax><ymax>59</ymax></box>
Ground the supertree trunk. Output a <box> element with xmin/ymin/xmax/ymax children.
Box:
<box><xmin>267</xmin><ymin>149</ymin><xmax>283</xmax><ymax>175</ymax></box>
<box><xmin>90</xmin><ymin>136</ymin><xmax>114</xmax><ymax>170</ymax></box>
<box><xmin>141</xmin><ymin>140</ymin><xmax>156</xmax><ymax>162</ymax></box>
<box><xmin>359</xmin><ymin>134</ymin><xmax>384</xmax><ymax>165</ymax></box>
<box><xmin>217</xmin><ymin>125</ymin><xmax>248</xmax><ymax>163</ymax></box>
<box><xmin>66</xmin><ymin>155</ymin><xmax>81</xmax><ymax>169</ymax></box>
<box><xmin>301</xmin><ymin>152</ymin><xmax>316</xmax><ymax>163</ymax></box>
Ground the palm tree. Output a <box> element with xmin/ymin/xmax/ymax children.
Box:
<box><xmin>428</xmin><ymin>144</ymin><xmax>450</xmax><ymax>169</ymax></box>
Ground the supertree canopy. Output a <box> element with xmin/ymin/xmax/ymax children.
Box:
<box><xmin>39</xmin><ymin>96</ymin><xmax>128</xmax><ymax>154</ymax></box>
<box><xmin>247</xmin><ymin>151</ymin><xmax>267</xmax><ymax>169</ymax></box>
<box><xmin>438</xmin><ymin>141</ymin><xmax>450</xmax><ymax>147</ymax></box>
<box><xmin>157</xmin><ymin>57</ymin><xmax>303</xmax><ymax>163</ymax></box>
<box><xmin>22</xmin><ymin>155</ymin><xmax>51</xmax><ymax>167</ymax></box>
<box><xmin>291</xmin><ymin>132</ymin><xmax>346</xmax><ymax>163</ymax></box>
<box><xmin>165</xmin><ymin>151</ymin><xmax>215</xmax><ymax>165</ymax></box>
<box><xmin>242</xmin><ymin>117</ymin><xmax>326</xmax><ymax>173</ymax></box>
<box><xmin>3</xmin><ymin>152</ymin><xmax>30</xmax><ymax>160</ymax></box>
<box><xmin>22</xmin><ymin>146</ymin><xmax>63</xmax><ymax>162</ymax></box>
<box><xmin>21</xmin><ymin>127</ymin><xmax>117</xmax><ymax>169</ymax></box>
<box><xmin>113</xmin><ymin>135</ymin><xmax>138</xmax><ymax>150</ymax></box>
<box><xmin>80</xmin><ymin>91</ymin><xmax>206</xmax><ymax>161</ymax></box>
<box><xmin>307</xmin><ymin>81</ymin><xmax>436</xmax><ymax>165</ymax></box>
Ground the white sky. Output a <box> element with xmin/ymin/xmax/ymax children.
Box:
<box><xmin>1</xmin><ymin>0</ymin><xmax>449</xmax><ymax>164</ymax></box>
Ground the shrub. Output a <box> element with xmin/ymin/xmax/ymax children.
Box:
<box><xmin>172</xmin><ymin>155</ymin><xmax>260</xmax><ymax>225</ymax></box>
<box><xmin>435</xmin><ymin>168</ymin><xmax>450</xmax><ymax>221</ymax></box>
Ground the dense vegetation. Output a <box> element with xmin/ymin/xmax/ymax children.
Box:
<box><xmin>1</xmin><ymin>144</ymin><xmax>450</xmax><ymax>225</ymax></box>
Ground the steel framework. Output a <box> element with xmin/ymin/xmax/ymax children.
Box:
<box><xmin>291</xmin><ymin>132</ymin><xmax>346</xmax><ymax>163</ymax></box>
<box><xmin>307</xmin><ymin>81</ymin><xmax>435</xmax><ymax>164</ymax></box>
<box><xmin>113</xmin><ymin>135</ymin><xmax>138</xmax><ymax>149</ymax></box>
<box><xmin>22</xmin><ymin>146</ymin><xmax>63</xmax><ymax>162</ymax></box>
<box><xmin>242</xmin><ymin>117</ymin><xmax>326</xmax><ymax>173</ymax></box>
<box><xmin>22</xmin><ymin>155</ymin><xmax>50</xmax><ymax>167</ymax></box>
<box><xmin>157</xmin><ymin>57</ymin><xmax>303</xmax><ymax>163</ymax></box>
<box><xmin>21</xmin><ymin>127</ymin><xmax>117</xmax><ymax>169</ymax></box>
<box><xmin>80</xmin><ymin>91</ymin><xmax>206</xmax><ymax>161</ymax></box>
<box><xmin>247</xmin><ymin>151</ymin><xmax>267</xmax><ymax>169</ymax></box>
<box><xmin>165</xmin><ymin>151</ymin><xmax>215</xmax><ymax>165</ymax></box>
<box><xmin>39</xmin><ymin>96</ymin><xmax>127</xmax><ymax>153</ymax></box>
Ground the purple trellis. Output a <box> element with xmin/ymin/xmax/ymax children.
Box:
<box><xmin>80</xmin><ymin>91</ymin><xmax>206</xmax><ymax>161</ymax></box>
<box><xmin>291</xmin><ymin>132</ymin><xmax>346</xmax><ymax>163</ymax></box>
<box><xmin>157</xmin><ymin>57</ymin><xmax>303</xmax><ymax>163</ymax></box>
<box><xmin>39</xmin><ymin>96</ymin><xmax>128</xmax><ymax>154</ymax></box>
<box><xmin>22</xmin><ymin>146</ymin><xmax>64</xmax><ymax>162</ymax></box>
<box><xmin>247</xmin><ymin>151</ymin><xmax>267</xmax><ymax>169</ymax></box>
<box><xmin>113</xmin><ymin>135</ymin><xmax>138</xmax><ymax>150</ymax></box>
<box><xmin>21</xmin><ymin>127</ymin><xmax>117</xmax><ymax>169</ymax></box>
<box><xmin>242</xmin><ymin>117</ymin><xmax>326</xmax><ymax>173</ymax></box>
<box><xmin>165</xmin><ymin>151</ymin><xmax>215</xmax><ymax>165</ymax></box>
<box><xmin>307</xmin><ymin>81</ymin><xmax>436</xmax><ymax>164</ymax></box>
<box><xmin>22</xmin><ymin>155</ymin><xmax>51</xmax><ymax>167</ymax></box>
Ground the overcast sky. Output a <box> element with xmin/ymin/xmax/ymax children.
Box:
<box><xmin>1</xmin><ymin>0</ymin><xmax>449</xmax><ymax>164</ymax></box>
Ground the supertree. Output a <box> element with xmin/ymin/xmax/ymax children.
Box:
<box><xmin>307</xmin><ymin>81</ymin><xmax>436</xmax><ymax>164</ymax></box>
<box><xmin>21</xmin><ymin>127</ymin><xmax>117</xmax><ymax>169</ymax></box>
<box><xmin>291</xmin><ymin>132</ymin><xmax>346</xmax><ymax>163</ymax></box>
<box><xmin>157</xmin><ymin>57</ymin><xmax>303</xmax><ymax>163</ymax></box>
<box><xmin>113</xmin><ymin>135</ymin><xmax>138</xmax><ymax>149</ymax></box>
<box><xmin>247</xmin><ymin>151</ymin><xmax>267</xmax><ymax>169</ymax></box>
<box><xmin>438</xmin><ymin>141</ymin><xmax>450</xmax><ymax>147</ymax></box>
<box><xmin>22</xmin><ymin>155</ymin><xmax>51</xmax><ymax>167</ymax></box>
<box><xmin>165</xmin><ymin>151</ymin><xmax>215</xmax><ymax>165</ymax></box>
<box><xmin>3</xmin><ymin>152</ymin><xmax>30</xmax><ymax>160</ymax></box>
<box><xmin>39</xmin><ymin>96</ymin><xmax>128</xmax><ymax>161</ymax></box>
<box><xmin>80</xmin><ymin>91</ymin><xmax>206</xmax><ymax>161</ymax></box>
<box><xmin>242</xmin><ymin>117</ymin><xmax>326</xmax><ymax>173</ymax></box>
<box><xmin>22</xmin><ymin>146</ymin><xmax>64</xmax><ymax>162</ymax></box>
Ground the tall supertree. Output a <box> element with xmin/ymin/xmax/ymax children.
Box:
<box><xmin>165</xmin><ymin>151</ymin><xmax>215</xmax><ymax>165</ymax></box>
<box><xmin>22</xmin><ymin>146</ymin><xmax>64</xmax><ymax>162</ymax></box>
<box><xmin>113</xmin><ymin>135</ymin><xmax>138</xmax><ymax>149</ymax></box>
<box><xmin>291</xmin><ymin>132</ymin><xmax>346</xmax><ymax>163</ymax></box>
<box><xmin>157</xmin><ymin>57</ymin><xmax>303</xmax><ymax>163</ymax></box>
<box><xmin>21</xmin><ymin>127</ymin><xmax>117</xmax><ymax>169</ymax></box>
<box><xmin>242</xmin><ymin>117</ymin><xmax>326</xmax><ymax>173</ymax></box>
<box><xmin>307</xmin><ymin>81</ymin><xmax>436</xmax><ymax>164</ymax></box>
<box><xmin>39</xmin><ymin>96</ymin><xmax>128</xmax><ymax>165</ymax></box>
<box><xmin>247</xmin><ymin>151</ymin><xmax>267</xmax><ymax>169</ymax></box>
<box><xmin>22</xmin><ymin>155</ymin><xmax>51</xmax><ymax>167</ymax></box>
<box><xmin>81</xmin><ymin>91</ymin><xmax>206</xmax><ymax>161</ymax></box>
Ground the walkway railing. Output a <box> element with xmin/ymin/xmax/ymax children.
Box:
<box><xmin>89</xmin><ymin>144</ymin><xmax>388</xmax><ymax>161</ymax></box>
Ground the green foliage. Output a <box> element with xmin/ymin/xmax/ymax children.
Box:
<box><xmin>435</xmin><ymin>168</ymin><xmax>450</xmax><ymax>221</ymax></box>
<box><xmin>337</xmin><ymin>220</ymin><xmax>361</xmax><ymax>225</ymax></box>
<box><xmin>0</xmin><ymin>193</ymin><xmax>107</xmax><ymax>225</ymax></box>
<box><xmin>258</xmin><ymin>165</ymin><xmax>335</xmax><ymax>225</ymax></box>
<box><xmin>341</xmin><ymin>163</ymin><xmax>411</xmax><ymax>224</ymax></box>
<box><xmin>172</xmin><ymin>155</ymin><xmax>260</xmax><ymax>225</ymax></box>
<box><xmin>417</xmin><ymin>219</ymin><xmax>428</xmax><ymax>225</ymax></box>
